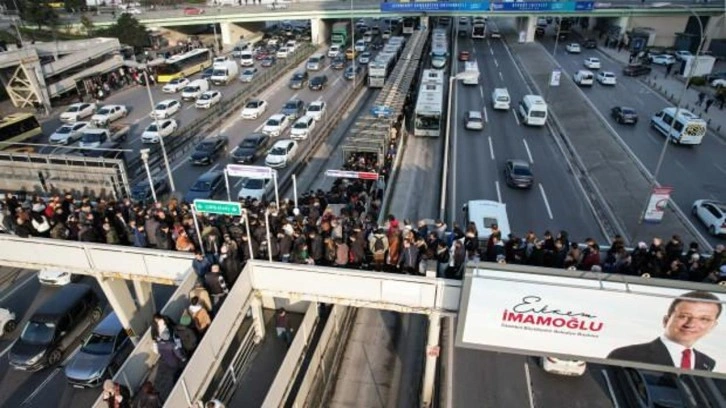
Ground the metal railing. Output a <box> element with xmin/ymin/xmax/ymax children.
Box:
<box><xmin>206</xmin><ymin>321</ymin><xmax>259</xmax><ymax>403</ymax></box>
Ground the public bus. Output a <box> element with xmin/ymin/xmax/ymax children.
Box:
<box><xmin>430</xmin><ymin>28</ymin><xmax>448</xmax><ymax>69</ymax></box>
<box><xmin>0</xmin><ymin>113</ymin><xmax>43</xmax><ymax>152</ymax></box>
<box><xmin>414</xmin><ymin>70</ymin><xmax>445</xmax><ymax>137</ymax></box>
<box><xmin>155</xmin><ymin>48</ymin><xmax>213</xmax><ymax>83</ymax></box>
<box><xmin>402</xmin><ymin>18</ymin><xmax>416</xmax><ymax>35</ymax></box>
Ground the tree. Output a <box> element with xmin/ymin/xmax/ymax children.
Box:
<box><xmin>80</xmin><ymin>14</ymin><xmax>95</xmax><ymax>35</ymax></box>
<box><xmin>96</xmin><ymin>14</ymin><xmax>149</xmax><ymax>51</ymax></box>
<box><xmin>19</xmin><ymin>0</ymin><xmax>59</xmax><ymax>30</ymax></box>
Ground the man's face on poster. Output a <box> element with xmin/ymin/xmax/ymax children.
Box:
<box><xmin>663</xmin><ymin>301</ymin><xmax>720</xmax><ymax>348</ymax></box>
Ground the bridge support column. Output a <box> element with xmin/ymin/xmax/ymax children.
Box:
<box><xmin>617</xmin><ymin>16</ymin><xmax>630</xmax><ymax>38</ymax></box>
<box><xmin>524</xmin><ymin>15</ymin><xmax>537</xmax><ymax>43</ymax></box>
<box><xmin>132</xmin><ymin>279</ymin><xmax>155</xmax><ymax>331</ymax></box>
<box><xmin>98</xmin><ymin>277</ymin><xmax>145</xmax><ymax>345</ymax></box>
<box><xmin>220</xmin><ymin>22</ymin><xmax>266</xmax><ymax>48</ymax></box>
<box><xmin>250</xmin><ymin>296</ymin><xmax>266</xmax><ymax>344</ymax></box>
<box><xmin>310</xmin><ymin>18</ymin><xmax>329</xmax><ymax>45</ymax></box>
<box><xmin>421</xmin><ymin>312</ymin><xmax>442</xmax><ymax>408</ymax></box>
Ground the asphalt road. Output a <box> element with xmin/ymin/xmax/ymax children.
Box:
<box><xmin>537</xmin><ymin>31</ymin><xmax>726</xmax><ymax>246</ymax></box>
<box><xmin>450</xmin><ymin>31</ymin><xmax>606</xmax><ymax>243</ymax></box>
<box><xmin>0</xmin><ymin>267</ymin><xmax>174</xmax><ymax>408</ymax></box>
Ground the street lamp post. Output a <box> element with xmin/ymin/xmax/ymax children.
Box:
<box><xmin>143</xmin><ymin>70</ymin><xmax>176</xmax><ymax>192</ymax></box>
<box><xmin>140</xmin><ymin>148</ymin><xmax>158</xmax><ymax>204</ymax></box>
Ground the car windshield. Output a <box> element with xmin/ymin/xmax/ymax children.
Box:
<box><xmin>312</xmin><ymin>77</ymin><xmax>323</xmax><ymax>83</ymax></box>
<box><xmin>146</xmin><ymin>124</ymin><xmax>159</xmax><ymax>132</ymax></box>
<box><xmin>294</xmin><ymin>121</ymin><xmax>309</xmax><ymax>129</ymax></box>
<box><xmin>267</xmin><ymin>118</ymin><xmax>280</xmax><ymax>126</ymax></box>
<box><xmin>243</xmin><ymin>178</ymin><xmax>265</xmax><ymax>189</ymax></box>
<box><xmin>155</xmin><ymin>103</ymin><xmax>169</xmax><ymax>110</ymax></box>
<box><xmin>183</xmin><ymin>86</ymin><xmax>199</xmax><ymax>93</ymax></box>
<box><xmin>309</xmin><ymin>58</ymin><xmax>319</xmax><ymax>63</ymax></box>
<box><xmin>284</xmin><ymin>102</ymin><xmax>298</xmax><ymax>110</ymax></box>
<box><xmin>270</xmin><ymin>147</ymin><xmax>287</xmax><ymax>155</ymax></box>
<box><xmin>82</xmin><ymin>133</ymin><xmax>102</xmax><ymax>143</ymax></box>
<box><xmin>513</xmin><ymin>166</ymin><xmax>532</xmax><ymax>176</ymax></box>
<box><xmin>68</xmin><ymin>106</ymin><xmax>81</xmax><ymax>112</ymax></box>
<box><xmin>622</xmin><ymin>108</ymin><xmax>636</xmax><ymax>115</ymax></box>
<box><xmin>196</xmin><ymin>142</ymin><xmax>215</xmax><ymax>152</ymax></box>
<box><xmin>240</xmin><ymin>139</ymin><xmax>258</xmax><ymax>148</ymax></box>
<box><xmin>191</xmin><ymin>180</ymin><xmax>212</xmax><ymax>191</ymax></box>
<box><xmin>292</xmin><ymin>73</ymin><xmax>305</xmax><ymax>80</ymax></box>
<box><xmin>246</xmin><ymin>101</ymin><xmax>260</xmax><ymax>109</ymax></box>
<box><xmin>98</xmin><ymin>108</ymin><xmax>111</xmax><ymax>115</ymax></box>
<box><xmin>56</xmin><ymin>126</ymin><xmax>71</xmax><ymax>134</ymax></box>
<box><xmin>20</xmin><ymin>321</ymin><xmax>55</xmax><ymax>345</ymax></box>
<box><xmin>308</xmin><ymin>104</ymin><xmax>321</xmax><ymax>112</ymax></box>
<box><xmin>81</xmin><ymin>333</ymin><xmax>115</xmax><ymax>355</ymax></box>
<box><xmin>200</xmin><ymin>94</ymin><xmax>213</xmax><ymax>100</ymax></box>
<box><xmin>171</xmin><ymin>78</ymin><xmax>184</xmax><ymax>85</ymax></box>
<box><xmin>243</xmin><ymin>70</ymin><xmax>255</xmax><ymax>75</ymax></box>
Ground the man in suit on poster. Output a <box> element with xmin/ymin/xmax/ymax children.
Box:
<box><xmin>607</xmin><ymin>290</ymin><xmax>721</xmax><ymax>371</ymax></box>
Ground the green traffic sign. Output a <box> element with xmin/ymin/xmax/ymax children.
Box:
<box><xmin>193</xmin><ymin>199</ymin><xmax>241</xmax><ymax>216</ymax></box>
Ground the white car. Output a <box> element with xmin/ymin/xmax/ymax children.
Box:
<box><xmin>711</xmin><ymin>78</ymin><xmax>726</xmax><ymax>88</ymax></box>
<box><xmin>565</xmin><ymin>43</ymin><xmax>581</xmax><ymax>54</ymax></box>
<box><xmin>121</xmin><ymin>6</ymin><xmax>142</xmax><ymax>14</ymax></box>
<box><xmin>382</xmin><ymin>30</ymin><xmax>391</xmax><ymax>40</ymax></box>
<box><xmin>583</xmin><ymin>57</ymin><xmax>601</xmax><ymax>69</ymax></box>
<box><xmin>38</xmin><ymin>269</ymin><xmax>76</xmax><ymax>286</ymax></box>
<box><xmin>0</xmin><ymin>307</ymin><xmax>17</xmax><ymax>338</ymax></box>
<box><xmin>237</xmin><ymin>176</ymin><xmax>274</xmax><ymax>201</ymax></box>
<box><xmin>358</xmin><ymin>52</ymin><xmax>372</xmax><ymax>65</ymax></box>
<box><xmin>306</xmin><ymin>100</ymin><xmax>326</xmax><ymax>121</ymax></box>
<box><xmin>285</xmin><ymin>40</ymin><xmax>297</xmax><ymax>53</ymax></box>
<box><xmin>362</xmin><ymin>31</ymin><xmax>373</xmax><ymax>43</ymax></box>
<box><xmin>195</xmin><ymin>90</ymin><xmax>222</xmax><ymax>109</ymax></box>
<box><xmin>464</xmin><ymin>111</ymin><xmax>484</xmax><ymax>130</ymax></box>
<box><xmin>60</xmin><ymin>102</ymin><xmax>97</xmax><ymax>123</ymax></box>
<box><xmin>265</xmin><ymin>139</ymin><xmax>298</xmax><ymax>168</ymax></box>
<box><xmin>241</xmin><ymin>99</ymin><xmax>268</xmax><ymax>120</ymax></box>
<box><xmin>675</xmin><ymin>50</ymin><xmax>692</xmax><ymax>61</ymax></box>
<box><xmin>692</xmin><ymin>199</ymin><xmax>726</xmax><ymax>236</ymax></box>
<box><xmin>328</xmin><ymin>44</ymin><xmax>342</xmax><ymax>58</ymax></box>
<box><xmin>162</xmin><ymin>77</ymin><xmax>190</xmax><ymax>93</ymax></box>
<box><xmin>49</xmin><ymin>121</ymin><xmax>90</xmax><ymax>145</ymax></box>
<box><xmin>276</xmin><ymin>47</ymin><xmax>290</xmax><ymax>59</ymax></box>
<box><xmin>574</xmin><ymin>70</ymin><xmax>594</xmax><ymax>86</ymax></box>
<box><xmin>91</xmin><ymin>104</ymin><xmax>127</xmax><ymax>126</ymax></box>
<box><xmin>239</xmin><ymin>67</ymin><xmax>258</xmax><ymax>83</ymax></box>
<box><xmin>354</xmin><ymin>39</ymin><xmax>367</xmax><ymax>53</ymax></box>
<box><xmin>262</xmin><ymin>113</ymin><xmax>291</xmax><ymax>137</ymax></box>
<box><xmin>541</xmin><ymin>357</ymin><xmax>587</xmax><ymax>376</ymax></box>
<box><xmin>290</xmin><ymin>115</ymin><xmax>316</xmax><ymax>140</ymax></box>
<box><xmin>151</xmin><ymin>99</ymin><xmax>181</xmax><ymax>119</ymax></box>
<box><xmin>596</xmin><ymin>71</ymin><xmax>617</xmax><ymax>86</ymax></box>
<box><xmin>141</xmin><ymin>119</ymin><xmax>178</xmax><ymax>144</ymax></box>
<box><xmin>649</xmin><ymin>54</ymin><xmax>676</xmax><ymax>65</ymax></box>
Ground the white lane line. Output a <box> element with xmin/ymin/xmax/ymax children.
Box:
<box><xmin>494</xmin><ymin>58</ymin><xmax>499</xmax><ymax>68</ymax></box>
<box><xmin>512</xmin><ymin>109</ymin><xmax>520</xmax><ymax>126</ymax></box>
<box><xmin>498</xmin><ymin>71</ymin><xmax>504</xmax><ymax>81</ymax></box>
<box><xmin>483</xmin><ymin>107</ymin><xmax>488</xmax><ymax>123</ymax></box>
<box><xmin>495</xmin><ymin>180</ymin><xmax>502</xmax><ymax>203</ymax></box>
<box><xmin>523</xmin><ymin>139</ymin><xmax>533</xmax><ymax>163</ymax></box>
<box><xmin>539</xmin><ymin>183</ymin><xmax>554</xmax><ymax>220</ymax></box>
<box><xmin>524</xmin><ymin>362</ymin><xmax>536</xmax><ymax>408</ymax></box>
<box><xmin>601</xmin><ymin>369</ymin><xmax>621</xmax><ymax>408</ymax></box>
<box><xmin>502</xmin><ymin>39</ymin><xmax>527</xmax><ymax>85</ymax></box>
<box><xmin>0</xmin><ymin>339</ymin><xmax>17</xmax><ymax>359</ymax></box>
<box><xmin>489</xmin><ymin>47</ymin><xmax>494</xmax><ymax>56</ymax></box>
<box><xmin>22</xmin><ymin>368</ymin><xmax>61</xmax><ymax>405</ymax></box>
<box><xmin>0</xmin><ymin>272</ymin><xmax>36</xmax><ymax>303</ymax></box>
<box><xmin>208</xmin><ymin>163</ymin><xmax>221</xmax><ymax>172</ymax></box>
<box><xmin>479</xmin><ymin>86</ymin><xmax>484</xmax><ymax>99</ymax></box>
<box><xmin>488</xmin><ymin>136</ymin><xmax>495</xmax><ymax>160</ymax></box>
<box><xmin>715</xmin><ymin>163</ymin><xmax>726</xmax><ymax>176</ymax></box>
<box><xmin>185</xmin><ymin>104</ymin><xmax>195</xmax><ymax>110</ymax></box>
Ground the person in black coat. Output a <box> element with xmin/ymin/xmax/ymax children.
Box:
<box><xmin>607</xmin><ymin>290</ymin><xmax>721</xmax><ymax>371</ymax></box>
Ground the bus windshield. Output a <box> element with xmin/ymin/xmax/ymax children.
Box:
<box><xmin>0</xmin><ymin>113</ymin><xmax>43</xmax><ymax>149</ymax></box>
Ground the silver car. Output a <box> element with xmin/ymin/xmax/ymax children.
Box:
<box><xmin>63</xmin><ymin>312</ymin><xmax>131</xmax><ymax>388</ymax></box>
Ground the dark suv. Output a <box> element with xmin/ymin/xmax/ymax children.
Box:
<box><xmin>288</xmin><ymin>71</ymin><xmax>308</xmax><ymax>89</ymax></box>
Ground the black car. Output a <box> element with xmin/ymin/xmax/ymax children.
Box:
<box><xmin>535</xmin><ymin>27</ymin><xmax>545</xmax><ymax>38</ymax></box>
<box><xmin>131</xmin><ymin>178</ymin><xmax>169</xmax><ymax>203</ymax></box>
<box><xmin>190</xmin><ymin>136</ymin><xmax>229</xmax><ymax>165</ymax></box>
<box><xmin>309</xmin><ymin>75</ymin><xmax>328</xmax><ymax>91</ymax></box>
<box><xmin>503</xmin><ymin>159</ymin><xmax>534</xmax><ymax>189</ymax></box>
<box><xmin>281</xmin><ymin>99</ymin><xmax>305</xmax><ymax>120</ymax></box>
<box><xmin>583</xmin><ymin>38</ymin><xmax>597</xmax><ymax>49</ymax></box>
<box><xmin>232</xmin><ymin>133</ymin><xmax>270</xmax><ymax>163</ymax></box>
<box><xmin>611</xmin><ymin>106</ymin><xmax>638</xmax><ymax>125</ymax></box>
<box><xmin>288</xmin><ymin>71</ymin><xmax>309</xmax><ymax>89</ymax></box>
<box><xmin>184</xmin><ymin>171</ymin><xmax>224</xmax><ymax>202</ymax></box>
<box><xmin>623</xmin><ymin>64</ymin><xmax>652</xmax><ymax>77</ymax></box>
<box><xmin>331</xmin><ymin>56</ymin><xmax>346</xmax><ymax>70</ymax></box>
<box><xmin>201</xmin><ymin>68</ymin><xmax>214</xmax><ymax>80</ymax></box>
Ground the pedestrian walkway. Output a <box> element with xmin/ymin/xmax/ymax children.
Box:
<box><xmin>573</xmin><ymin>28</ymin><xmax>726</xmax><ymax>140</ymax></box>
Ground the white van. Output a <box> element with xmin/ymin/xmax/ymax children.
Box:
<box><xmin>650</xmin><ymin>107</ymin><xmax>707</xmax><ymax>145</ymax></box>
<box><xmin>491</xmin><ymin>88</ymin><xmax>510</xmax><ymax>110</ymax></box>
<box><xmin>518</xmin><ymin>95</ymin><xmax>548</xmax><ymax>126</ymax></box>
<box><xmin>464</xmin><ymin>199</ymin><xmax>511</xmax><ymax>242</ymax></box>
<box><xmin>239</xmin><ymin>51</ymin><xmax>254</xmax><ymax>67</ymax></box>
<box><xmin>573</xmin><ymin>70</ymin><xmax>594</xmax><ymax>86</ymax></box>
<box><xmin>210</xmin><ymin>60</ymin><xmax>239</xmax><ymax>86</ymax></box>
<box><xmin>181</xmin><ymin>79</ymin><xmax>209</xmax><ymax>101</ymax></box>
<box><xmin>462</xmin><ymin>61</ymin><xmax>479</xmax><ymax>85</ymax></box>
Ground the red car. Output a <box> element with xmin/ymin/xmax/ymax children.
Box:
<box><xmin>183</xmin><ymin>7</ymin><xmax>205</xmax><ymax>15</ymax></box>
<box><xmin>255</xmin><ymin>51</ymin><xmax>269</xmax><ymax>60</ymax></box>
<box><xmin>459</xmin><ymin>51</ymin><xmax>470</xmax><ymax>61</ymax></box>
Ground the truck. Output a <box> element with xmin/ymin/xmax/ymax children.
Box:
<box><xmin>77</xmin><ymin>125</ymin><xmax>129</xmax><ymax>149</ymax></box>
<box><xmin>331</xmin><ymin>21</ymin><xmax>351</xmax><ymax>46</ymax></box>
<box><xmin>210</xmin><ymin>60</ymin><xmax>239</xmax><ymax>86</ymax></box>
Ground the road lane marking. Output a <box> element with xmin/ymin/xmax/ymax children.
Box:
<box><xmin>499</xmin><ymin>71</ymin><xmax>503</xmax><ymax>81</ymax></box>
<box><xmin>715</xmin><ymin>163</ymin><xmax>726</xmax><ymax>176</ymax></box>
<box><xmin>523</xmin><ymin>139</ymin><xmax>533</xmax><ymax>163</ymax></box>
<box><xmin>524</xmin><ymin>362</ymin><xmax>535</xmax><ymax>408</ymax></box>
<box><xmin>479</xmin><ymin>86</ymin><xmax>484</xmax><ymax>99</ymax></box>
<box><xmin>601</xmin><ymin>369</ymin><xmax>621</xmax><ymax>408</ymax></box>
<box><xmin>22</xmin><ymin>368</ymin><xmax>61</xmax><ymax>406</ymax></box>
<box><xmin>0</xmin><ymin>271</ymin><xmax>36</xmax><ymax>303</ymax></box>
<box><xmin>0</xmin><ymin>339</ymin><xmax>17</xmax><ymax>359</ymax></box>
<box><xmin>502</xmin><ymin>39</ymin><xmax>527</xmax><ymax>85</ymax></box>
<box><xmin>495</xmin><ymin>180</ymin><xmax>502</xmax><ymax>203</ymax></box>
<box><xmin>512</xmin><ymin>109</ymin><xmax>520</xmax><ymax>126</ymax></box>
<box><xmin>489</xmin><ymin>47</ymin><xmax>494</xmax><ymax>56</ymax></box>
<box><xmin>539</xmin><ymin>183</ymin><xmax>554</xmax><ymax>220</ymax></box>
<box><xmin>493</xmin><ymin>58</ymin><xmax>498</xmax><ymax>68</ymax></box>
<box><xmin>488</xmin><ymin>136</ymin><xmax>495</xmax><ymax>160</ymax></box>
<box><xmin>483</xmin><ymin>106</ymin><xmax>488</xmax><ymax>123</ymax></box>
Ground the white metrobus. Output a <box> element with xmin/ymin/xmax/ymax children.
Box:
<box><xmin>414</xmin><ymin>69</ymin><xmax>445</xmax><ymax>137</ymax></box>
<box><xmin>518</xmin><ymin>95</ymin><xmax>548</xmax><ymax>126</ymax></box>
<box><xmin>650</xmin><ymin>107</ymin><xmax>707</xmax><ymax>145</ymax></box>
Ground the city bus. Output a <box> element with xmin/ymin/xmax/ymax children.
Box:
<box><xmin>0</xmin><ymin>113</ymin><xmax>43</xmax><ymax>152</ymax></box>
<box><xmin>402</xmin><ymin>18</ymin><xmax>416</xmax><ymax>35</ymax></box>
<box><xmin>414</xmin><ymin>70</ymin><xmax>445</xmax><ymax>137</ymax></box>
<box><xmin>156</xmin><ymin>48</ymin><xmax>213</xmax><ymax>83</ymax></box>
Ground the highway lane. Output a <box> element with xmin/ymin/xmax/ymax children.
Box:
<box><xmin>537</xmin><ymin>33</ymin><xmax>726</xmax><ymax>245</ymax></box>
<box><xmin>0</xmin><ymin>268</ymin><xmax>174</xmax><ymax>408</ymax></box>
<box><xmin>452</xmin><ymin>31</ymin><xmax>605</xmax><ymax>243</ymax></box>
<box><xmin>167</xmin><ymin>53</ymin><xmax>359</xmax><ymax>199</ymax></box>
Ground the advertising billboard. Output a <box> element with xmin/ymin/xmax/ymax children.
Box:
<box><xmin>456</xmin><ymin>268</ymin><xmax>726</xmax><ymax>376</ymax></box>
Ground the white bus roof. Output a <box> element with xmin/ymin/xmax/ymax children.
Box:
<box><xmin>165</xmin><ymin>48</ymin><xmax>209</xmax><ymax>64</ymax></box>
<box><xmin>421</xmin><ymin>69</ymin><xmax>445</xmax><ymax>85</ymax></box>
<box><xmin>466</xmin><ymin>199</ymin><xmax>511</xmax><ymax>241</ymax></box>
<box><xmin>415</xmin><ymin>83</ymin><xmax>444</xmax><ymax>115</ymax></box>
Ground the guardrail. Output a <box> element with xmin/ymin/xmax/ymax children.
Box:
<box><xmin>205</xmin><ymin>322</ymin><xmax>259</xmax><ymax>403</ymax></box>
<box><xmin>92</xmin><ymin>270</ymin><xmax>198</xmax><ymax>408</ymax></box>
<box><xmin>130</xmin><ymin>44</ymin><xmax>318</xmax><ymax>182</ymax></box>
<box><xmin>290</xmin><ymin>305</ymin><xmax>356</xmax><ymax>407</ymax></box>
<box><xmin>262</xmin><ymin>302</ymin><xmax>320</xmax><ymax>407</ymax></box>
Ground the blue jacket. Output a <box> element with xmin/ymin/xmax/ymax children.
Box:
<box><xmin>192</xmin><ymin>256</ymin><xmax>213</xmax><ymax>278</ymax></box>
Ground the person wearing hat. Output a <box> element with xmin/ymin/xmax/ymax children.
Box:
<box><xmin>102</xmin><ymin>379</ymin><xmax>130</xmax><ymax>408</ymax></box>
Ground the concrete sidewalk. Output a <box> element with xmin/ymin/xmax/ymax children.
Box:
<box><xmin>574</xmin><ymin>28</ymin><xmax>726</xmax><ymax>140</ymax></box>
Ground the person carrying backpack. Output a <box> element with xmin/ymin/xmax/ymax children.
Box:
<box><xmin>369</xmin><ymin>229</ymin><xmax>389</xmax><ymax>272</ymax></box>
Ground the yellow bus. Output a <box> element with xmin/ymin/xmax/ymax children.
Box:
<box><xmin>0</xmin><ymin>113</ymin><xmax>43</xmax><ymax>152</ymax></box>
<box><xmin>156</xmin><ymin>48</ymin><xmax>213</xmax><ymax>83</ymax></box>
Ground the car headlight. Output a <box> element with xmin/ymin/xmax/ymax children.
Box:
<box><xmin>27</xmin><ymin>352</ymin><xmax>45</xmax><ymax>365</ymax></box>
<box><xmin>89</xmin><ymin>366</ymin><xmax>106</xmax><ymax>380</ymax></box>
